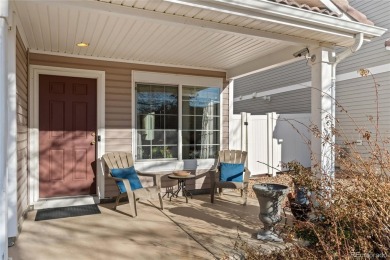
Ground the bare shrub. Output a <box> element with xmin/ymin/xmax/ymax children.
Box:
<box><xmin>235</xmin><ymin>69</ymin><xmax>390</xmax><ymax>259</ymax></box>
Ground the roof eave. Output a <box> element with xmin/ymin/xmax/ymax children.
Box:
<box><xmin>166</xmin><ymin>0</ymin><xmax>387</xmax><ymax>43</ymax></box>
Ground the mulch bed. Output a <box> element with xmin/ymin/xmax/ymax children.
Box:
<box><xmin>246</xmin><ymin>171</ymin><xmax>352</xmax><ymax>199</ymax></box>
<box><xmin>247</xmin><ymin>173</ymin><xmax>294</xmax><ymax>199</ymax></box>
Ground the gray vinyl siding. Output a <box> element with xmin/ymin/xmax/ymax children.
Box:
<box><xmin>234</xmin><ymin>59</ymin><xmax>311</xmax><ymax>95</ymax></box>
<box><xmin>234</xmin><ymin>59</ymin><xmax>311</xmax><ymax>115</ymax></box>
<box><xmin>336</xmin><ymin>0</ymin><xmax>390</xmax><ymax>74</ymax></box>
<box><xmin>234</xmin><ymin>87</ymin><xmax>311</xmax><ymax>114</ymax></box>
<box><xmin>29</xmin><ymin>53</ymin><xmax>226</xmax><ymax>196</ymax></box>
<box><xmin>327</xmin><ymin>0</ymin><xmax>390</xmax><ymax>155</ymax></box>
<box><xmin>16</xmin><ymin>30</ymin><xmax>29</xmax><ymax>228</ymax></box>
<box><xmin>336</xmin><ymin>71</ymin><xmax>390</xmax><ymax>155</ymax></box>
<box><xmin>233</xmin><ymin>0</ymin><xmax>390</xmax><ymax>116</ymax></box>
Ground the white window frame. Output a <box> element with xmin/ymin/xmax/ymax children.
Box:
<box><xmin>132</xmin><ymin>71</ymin><xmax>223</xmax><ymax>172</ymax></box>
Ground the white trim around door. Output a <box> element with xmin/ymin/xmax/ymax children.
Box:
<box><xmin>29</xmin><ymin>65</ymin><xmax>105</xmax><ymax>209</ymax></box>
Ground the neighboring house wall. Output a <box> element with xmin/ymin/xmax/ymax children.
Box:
<box><xmin>233</xmin><ymin>1</ymin><xmax>390</xmax><ymax>159</ymax></box>
<box><xmin>337</xmin><ymin>1</ymin><xmax>390</xmax><ymax>74</ymax></box>
<box><xmin>336</xmin><ymin>71</ymin><xmax>390</xmax><ymax>155</ymax></box>
<box><xmin>234</xmin><ymin>59</ymin><xmax>311</xmax><ymax>115</ymax></box>
<box><xmin>16</xmin><ymin>30</ymin><xmax>29</xmax><ymax>229</ymax></box>
<box><xmin>29</xmin><ymin>53</ymin><xmax>227</xmax><ymax>196</ymax></box>
<box><xmin>234</xmin><ymin>1</ymin><xmax>390</xmax><ymax>116</ymax></box>
<box><xmin>334</xmin><ymin>0</ymin><xmax>390</xmax><ymax>156</ymax></box>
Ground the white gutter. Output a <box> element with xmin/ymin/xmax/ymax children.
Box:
<box><xmin>334</xmin><ymin>33</ymin><xmax>364</xmax><ymax>66</ymax></box>
<box><xmin>0</xmin><ymin>0</ymin><xmax>9</xmax><ymax>258</ymax></box>
<box><xmin>330</xmin><ymin>33</ymin><xmax>364</xmax><ymax>116</ymax></box>
<box><xmin>165</xmin><ymin>0</ymin><xmax>387</xmax><ymax>41</ymax></box>
<box><xmin>331</xmin><ymin>31</ymin><xmax>363</xmax><ymax>117</ymax></box>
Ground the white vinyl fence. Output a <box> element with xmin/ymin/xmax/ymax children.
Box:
<box><xmin>229</xmin><ymin>112</ymin><xmax>311</xmax><ymax>176</ymax></box>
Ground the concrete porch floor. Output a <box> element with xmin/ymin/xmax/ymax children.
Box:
<box><xmin>9</xmin><ymin>192</ymin><xmax>287</xmax><ymax>260</ymax></box>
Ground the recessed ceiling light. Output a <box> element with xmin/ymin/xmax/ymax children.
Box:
<box><xmin>76</xmin><ymin>42</ymin><xmax>89</xmax><ymax>47</ymax></box>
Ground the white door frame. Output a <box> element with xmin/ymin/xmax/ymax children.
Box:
<box><xmin>29</xmin><ymin>65</ymin><xmax>105</xmax><ymax>208</ymax></box>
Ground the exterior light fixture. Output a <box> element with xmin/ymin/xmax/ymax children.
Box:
<box><xmin>76</xmin><ymin>42</ymin><xmax>89</xmax><ymax>47</ymax></box>
<box><xmin>385</xmin><ymin>39</ymin><xmax>390</xmax><ymax>51</ymax></box>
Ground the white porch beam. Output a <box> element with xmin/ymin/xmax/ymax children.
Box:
<box><xmin>52</xmin><ymin>0</ymin><xmax>320</xmax><ymax>46</ymax></box>
<box><xmin>0</xmin><ymin>0</ymin><xmax>9</xmax><ymax>258</ymax></box>
<box><xmin>227</xmin><ymin>45</ymin><xmax>305</xmax><ymax>79</ymax></box>
<box><xmin>310</xmin><ymin>47</ymin><xmax>335</xmax><ymax>179</ymax></box>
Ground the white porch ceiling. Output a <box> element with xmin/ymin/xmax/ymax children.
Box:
<box><xmin>13</xmin><ymin>0</ymin><xmax>387</xmax><ymax>76</ymax></box>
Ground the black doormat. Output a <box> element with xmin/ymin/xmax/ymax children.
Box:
<box><xmin>35</xmin><ymin>204</ymin><xmax>101</xmax><ymax>221</ymax></box>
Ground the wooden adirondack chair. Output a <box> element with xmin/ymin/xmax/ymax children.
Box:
<box><xmin>210</xmin><ymin>150</ymin><xmax>250</xmax><ymax>205</ymax></box>
<box><xmin>102</xmin><ymin>152</ymin><xmax>163</xmax><ymax>217</ymax></box>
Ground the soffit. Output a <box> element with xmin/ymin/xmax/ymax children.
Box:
<box><xmin>14</xmin><ymin>0</ymin><xmax>386</xmax><ymax>72</ymax></box>
<box><xmin>15</xmin><ymin>0</ymin><xmax>292</xmax><ymax>71</ymax></box>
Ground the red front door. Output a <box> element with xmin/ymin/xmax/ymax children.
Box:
<box><xmin>39</xmin><ymin>75</ymin><xmax>97</xmax><ymax>198</ymax></box>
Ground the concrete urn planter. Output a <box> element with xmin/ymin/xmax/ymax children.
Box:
<box><xmin>252</xmin><ymin>183</ymin><xmax>289</xmax><ymax>242</ymax></box>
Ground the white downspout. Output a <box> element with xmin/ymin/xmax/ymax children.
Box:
<box><xmin>0</xmin><ymin>1</ymin><xmax>9</xmax><ymax>259</ymax></box>
<box><xmin>328</xmin><ymin>32</ymin><xmax>363</xmax><ymax>186</ymax></box>
<box><xmin>331</xmin><ymin>33</ymin><xmax>364</xmax><ymax>100</ymax></box>
<box><xmin>330</xmin><ymin>32</ymin><xmax>364</xmax><ymax>158</ymax></box>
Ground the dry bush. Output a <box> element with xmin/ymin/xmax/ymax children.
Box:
<box><xmin>234</xmin><ymin>69</ymin><xmax>390</xmax><ymax>259</ymax></box>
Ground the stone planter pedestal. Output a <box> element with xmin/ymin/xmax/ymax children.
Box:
<box><xmin>253</xmin><ymin>183</ymin><xmax>289</xmax><ymax>242</ymax></box>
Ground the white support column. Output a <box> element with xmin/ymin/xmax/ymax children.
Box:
<box><xmin>310</xmin><ymin>47</ymin><xmax>335</xmax><ymax>180</ymax></box>
<box><xmin>0</xmin><ymin>0</ymin><xmax>9</xmax><ymax>258</ymax></box>
<box><xmin>7</xmin><ymin>5</ymin><xmax>18</xmax><ymax>241</ymax></box>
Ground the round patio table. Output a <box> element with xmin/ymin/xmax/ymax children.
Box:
<box><xmin>167</xmin><ymin>174</ymin><xmax>196</xmax><ymax>203</ymax></box>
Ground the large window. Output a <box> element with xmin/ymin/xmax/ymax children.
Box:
<box><xmin>135</xmin><ymin>78</ymin><xmax>221</xmax><ymax>161</ymax></box>
<box><xmin>136</xmin><ymin>83</ymin><xmax>178</xmax><ymax>159</ymax></box>
<box><xmin>182</xmin><ymin>86</ymin><xmax>220</xmax><ymax>159</ymax></box>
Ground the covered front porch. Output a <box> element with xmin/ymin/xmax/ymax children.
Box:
<box><xmin>9</xmin><ymin>192</ymin><xmax>280</xmax><ymax>260</ymax></box>
<box><xmin>1</xmin><ymin>0</ymin><xmax>387</xmax><ymax>258</ymax></box>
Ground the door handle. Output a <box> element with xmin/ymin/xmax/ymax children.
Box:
<box><xmin>90</xmin><ymin>140</ymin><xmax>96</xmax><ymax>145</ymax></box>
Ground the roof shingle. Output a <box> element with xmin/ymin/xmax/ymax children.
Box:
<box><xmin>267</xmin><ymin>0</ymin><xmax>374</xmax><ymax>25</ymax></box>
<box><xmin>331</xmin><ymin>0</ymin><xmax>374</xmax><ymax>25</ymax></box>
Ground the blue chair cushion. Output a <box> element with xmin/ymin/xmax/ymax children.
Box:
<box><xmin>219</xmin><ymin>162</ymin><xmax>244</xmax><ymax>182</ymax></box>
<box><xmin>111</xmin><ymin>166</ymin><xmax>143</xmax><ymax>193</ymax></box>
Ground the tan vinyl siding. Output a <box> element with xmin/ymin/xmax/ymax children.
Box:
<box><xmin>222</xmin><ymin>80</ymin><xmax>229</xmax><ymax>149</ymax></box>
<box><xmin>16</xmin><ymin>30</ymin><xmax>29</xmax><ymax>228</ymax></box>
<box><xmin>29</xmin><ymin>53</ymin><xmax>226</xmax><ymax>196</ymax></box>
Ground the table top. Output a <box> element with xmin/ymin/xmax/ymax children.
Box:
<box><xmin>168</xmin><ymin>174</ymin><xmax>196</xmax><ymax>180</ymax></box>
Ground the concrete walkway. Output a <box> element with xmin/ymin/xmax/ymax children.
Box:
<box><xmin>9</xmin><ymin>192</ymin><xmax>287</xmax><ymax>260</ymax></box>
